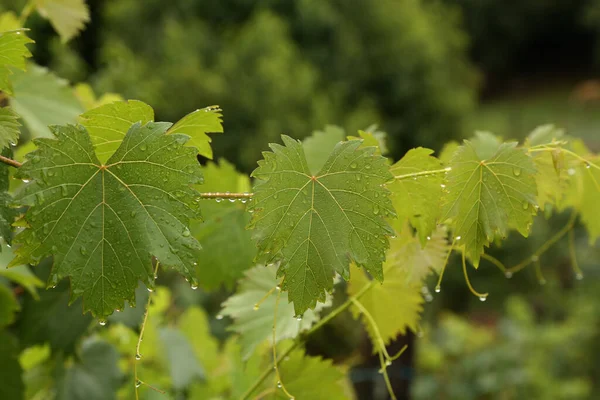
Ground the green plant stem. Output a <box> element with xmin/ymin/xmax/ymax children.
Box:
<box><xmin>19</xmin><ymin>1</ymin><xmax>35</xmax><ymax>24</ymax></box>
<box><xmin>0</xmin><ymin>155</ymin><xmax>22</xmax><ymax>169</ymax></box>
<box><xmin>392</xmin><ymin>167</ymin><xmax>450</xmax><ymax>180</ymax></box>
<box><xmin>240</xmin><ymin>280</ymin><xmax>376</xmax><ymax>400</ymax></box>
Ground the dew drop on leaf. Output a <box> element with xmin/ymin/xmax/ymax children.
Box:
<box><xmin>216</xmin><ymin>314</ymin><xmax>223</xmax><ymax>320</ymax></box>
<box><xmin>479</xmin><ymin>296</ymin><xmax>487</xmax><ymax>302</ymax></box>
<box><xmin>513</xmin><ymin>167</ymin><xmax>521</xmax><ymax>176</ymax></box>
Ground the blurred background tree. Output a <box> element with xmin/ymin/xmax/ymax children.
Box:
<box><xmin>3</xmin><ymin>0</ymin><xmax>600</xmax><ymax>399</ymax></box>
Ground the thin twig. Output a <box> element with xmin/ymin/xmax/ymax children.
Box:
<box><xmin>198</xmin><ymin>192</ymin><xmax>253</xmax><ymax>199</ymax></box>
<box><xmin>0</xmin><ymin>155</ymin><xmax>22</xmax><ymax>169</ymax></box>
<box><xmin>392</xmin><ymin>167</ymin><xmax>451</xmax><ymax>180</ymax></box>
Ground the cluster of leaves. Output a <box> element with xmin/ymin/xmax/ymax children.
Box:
<box><xmin>1</xmin><ymin>2</ymin><xmax>600</xmax><ymax>400</ymax></box>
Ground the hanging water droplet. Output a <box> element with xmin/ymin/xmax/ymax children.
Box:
<box><xmin>276</xmin><ymin>285</ymin><xmax>281</xmax><ymax>291</ymax></box>
<box><xmin>22</xmin><ymin>179</ymin><xmax>30</xmax><ymax>183</ymax></box>
<box><xmin>455</xmin><ymin>236</ymin><xmax>462</xmax><ymax>241</ymax></box>
<box><xmin>568</xmin><ymin>168</ymin><xmax>576</xmax><ymax>176</ymax></box>
<box><xmin>373</xmin><ymin>206</ymin><xmax>380</xmax><ymax>215</ymax></box>
<box><xmin>576</xmin><ymin>273</ymin><xmax>584</xmax><ymax>280</ymax></box>
<box><xmin>191</xmin><ymin>282</ymin><xmax>198</xmax><ymax>290</ymax></box>
<box><xmin>479</xmin><ymin>296</ymin><xmax>487</xmax><ymax>302</ymax></box>
<box><xmin>434</xmin><ymin>286</ymin><xmax>441</xmax><ymax>293</ymax></box>
<box><xmin>277</xmin><ymin>381</ymin><xmax>282</xmax><ymax>388</ymax></box>
<box><xmin>135</xmin><ymin>380</ymin><xmax>142</xmax><ymax>388</ymax></box>
<box><xmin>241</xmin><ymin>198</ymin><xmax>247</xmax><ymax>203</ymax></box>
<box><xmin>586</xmin><ymin>163</ymin><xmax>591</xmax><ymax>169</ymax></box>
<box><xmin>513</xmin><ymin>167</ymin><xmax>522</xmax><ymax>176</ymax></box>
<box><xmin>253</xmin><ymin>303</ymin><xmax>260</xmax><ymax>311</ymax></box>
<box><xmin>135</xmin><ymin>353</ymin><xmax>142</xmax><ymax>360</ymax></box>
<box><xmin>427</xmin><ymin>236</ymin><xmax>431</xmax><ymax>241</ymax></box>
<box><xmin>182</xmin><ymin>229</ymin><xmax>191</xmax><ymax>237</ymax></box>
<box><xmin>215</xmin><ymin>197</ymin><xmax>223</xmax><ymax>203</ymax></box>
<box><xmin>228</xmin><ymin>198</ymin><xmax>236</xmax><ymax>203</ymax></box>
<box><xmin>296</xmin><ymin>315</ymin><xmax>303</xmax><ymax>321</ymax></box>
<box><xmin>350</xmin><ymin>162</ymin><xmax>358</xmax><ymax>169</ymax></box>
<box><xmin>440</xmin><ymin>184</ymin><xmax>446</xmax><ymax>188</ymax></box>
<box><xmin>216</xmin><ymin>314</ymin><xmax>224</xmax><ymax>320</ymax></box>
<box><xmin>98</xmin><ymin>319</ymin><xmax>106</xmax><ymax>326</ymax></box>
<box><xmin>505</xmin><ymin>271</ymin><xmax>513</xmax><ymax>279</ymax></box>
<box><xmin>385</xmin><ymin>359</ymin><xmax>392</xmax><ymax>366</ymax></box>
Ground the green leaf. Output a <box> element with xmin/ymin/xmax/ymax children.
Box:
<box><xmin>79</xmin><ymin>100</ymin><xmax>154</xmax><ymax>163</ymax></box>
<box><xmin>178</xmin><ymin>307</ymin><xmax>220</xmax><ymax>377</ymax></box>
<box><xmin>0</xmin><ymin>29</ymin><xmax>33</xmax><ymax>95</ymax></box>
<box><xmin>12</xmin><ymin>122</ymin><xmax>203</xmax><ymax>318</ymax></box>
<box><xmin>268</xmin><ymin>349</ymin><xmax>347</xmax><ymax>400</ymax></box>
<box><xmin>0</xmin><ymin>262</ymin><xmax>44</xmax><ymax>300</ymax></box>
<box><xmin>192</xmin><ymin>159</ymin><xmax>254</xmax><ymax>290</ymax></box>
<box><xmin>441</xmin><ymin>139</ymin><xmax>537</xmax><ymax>266</ymax></box>
<box><xmin>0</xmin><ymin>12</ymin><xmax>21</xmax><ymax>32</ymax></box>
<box><xmin>388</xmin><ymin>148</ymin><xmax>444</xmax><ymax>246</ymax></box>
<box><xmin>221</xmin><ymin>264</ymin><xmax>331</xmax><ymax>359</ymax></box>
<box><xmin>580</xmin><ymin>161</ymin><xmax>600</xmax><ymax>243</ymax></box>
<box><xmin>0</xmin><ymin>283</ymin><xmax>19</xmax><ymax>327</ymax></box>
<box><xmin>159</xmin><ymin>327</ymin><xmax>205</xmax><ymax>390</ymax></box>
<box><xmin>34</xmin><ymin>0</ymin><xmax>90</xmax><ymax>43</ymax></box>
<box><xmin>0</xmin><ymin>148</ymin><xmax>15</xmax><ymax>242</ymax></box>
<box><xmin>249</xmin><ymin>136</ymin><xmax>395</xmax><ymax>315</ymax></box>
<box><xmin>16</xmin><ymin>262</ymin><xmax>92</xmax><ymax>353</ymax></box>
<box><xmin>0</xmin><ymin>107</ymin><xmax>20</xmax><ymax>149</ymax></box>
<box><xmin>302</xmin><ymin>125</ymin><xmax>345</xmax><ymax>175</ymax></box>
<box><xmin>0</xmin><ymin>331</ymin><xmax>24</xmax><ymax>400</ymax></box>
<box><xmin>167</xmin><ymin>106</ymin><xmax>223</xmax><ymax>159</ymax></box>
<box><xmin>56</xmin><ymin>338</ymin><xmax>121</xmax><ymax>400</ymax></box>
<box><xmin>439</xmin><ymin>141</ymin><xmax>459</xmax><ymax>165</ymax></box>
<box><xmin>347</xmin><ymin>129</ymin><xmax>387</xmax><ymax>155</ymax></box>
<box><xmin>526</xmin><ymin>124</ymin><xmax>565</xmax><ymax>147</ymax></box>
<box><xmin>10</xmin><ymin>64</ymin><xmax>83</xmax><ymax>138</ymax></box>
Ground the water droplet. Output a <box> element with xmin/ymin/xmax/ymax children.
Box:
<box><xmin>182</xmin><ymin>229</ymin><xmax>191</xmax><ymax>237</ymax></box>
<box><xmin>445</xmin><ymin>167</ymin><xmax>452</xmax><ymax>172</ymax></box>
<box><xmin>215</xmin><ymin>197</ymin><xmax>223</xmax><ymax>203</ymax></box>
<box><xmin>350</xmin><ymin>162</ymin><xmax>357</xmax><ymax>169</ymax></box>
<box><xmin>522</xmin><ymin>201</ymin><xmax>529</xmax><ymax>210</ymax></box>
<box><xmin>568</xmin><ymin>168</ymin><xmax>576</xmax><ymax>176</ymax></box>
<box><xmin>434</xmin><ymin>286</ymin><xmax>441</xmax><ymax>293</ymax></box>
<box><xmin>51</xmin><ymin>245</ymin><xmax>58</xmax><ymax>252</ymax></box>
<box><xmin>135</xmin><ymin>380</ymin><xmax>142</xmax><ymax>388</ymax></box>
<box><xmin>228</xmin><ymin>198</ymin><xmax>236</xmax><ymax>203</ymax></box>
<box><xmin>135</xmin><ymin>354</ymin><xmax>142</xmax><ymax>360</ymax></box>
<box><xmin>531</xmin><ymin>255</ymin><xmax>539</xmax><ymax>262</ymax></box>
<box><xmin>539</xmin><ymin>278</ymin><xmax>547</xmax><ymax>285</ymax></box>
<box><xmin>276</xmin><ymin>285</ymin><xmax>281</xmax><ymax>291</ymax></box>
<box><xmin>277</xmin><ymin>381</ymin><xmax>282</xmax><ymax>388</ymax></box>
<box><xmin>31</xmin><ymin>155</ymin><xmax>40</xmax><ymax>164</ymax></box>
<box><xmin>455</xmin><ymin>236</ymin><xmax>462</xmax><ymax>241</ymax></box>
<box><xmin>385</xmin><ymin>359</ymin><xmax>392</xmax><ymax>366</ymax></box>
<box><xmin>216</xmin><ymin>314</ymin><xmax>224</xmax><ymax>320</ymax></box>
<box><xmin>253</xmin><ymin>303</ymin><xmax>260</xmax><ymax>311</ymax></box>
<box><xmin>147</xmin><ymin>287</ymin><xmax>154</xmax><ymax>293</ymax></box>
<box><xmin>513</xmin><ymin>167</ymin><xmax>522</xmax><ymax>176</ymax></box>
<box><xmin>576</xmin><ymin>273</ymin><xmax>584</xmax><ymax>280</ymax></box>
<box><xmin>440</xmin><ymin>184</ymin><xmax>446</xmax><ymax>188</ymax></box>
<box><xmin>505</xmin><ymin>271</ymin><xmax>513</xmax><ymax>279</ymax></box>
<box><xmin>296</xmin><ymin>315</ymin><xmax>303</xmax><ymax>321</ymax></box>
<box><xmin>22</xmin><ymin>179</ymin><xmax>30</xmax><ymax>183</ymax></box>
<box><xmin>80</xmin><ymin>246</ymin><xmax>88</xmax><ymax>256</ymax></box>
<box><xmin>373</xmin><ymin>206</ymin><xmax>380</xmax><ymax>215</ymax></box>
<box><xmin>427</xmin><ymin>236</ymin><xmax>431</xmax><ymax>241</ymax></box>
<box><xmin>98</xmin><ymin>319</ymin><xmax>106</xmax><ymax>326</ymax></box>
<box><xmin>140</xmin><ymin>144</ymin><xmax>147</xmax><ymax>151</ymax></box>
<box><xmin>47</xmin><ymin>170</ymin><xmax>55</xmax><ymax>177</ymax></box>
<box><xmin>479</xmin><ymin>296</ymin><xmax>487</xmax><ymax>302</ymax></box>
<box><xmin>356</xmin><ymin>174</ymin><xmax>361</xmax><ymax>181</ymax></box>
<box><xmin>586</xmin><ymin>163</ymin><xmax>591</xmax><ymax>169</ymax></box>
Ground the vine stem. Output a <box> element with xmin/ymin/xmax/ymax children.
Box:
<box><xmin>462</xmin><ymin>251</ymin><xmax>488</xmax><ymax>300</ymax></box>
<box><xmin>392</xmin><ymin>167</ymin><xmax>451</xmax><ymax>180</ymax></box>
<box><xmin>133</xmin><ymin>261</ymin><xmax>164</xmax><ymax>399</ymax></box>
<box><xmin>0</xmin><ymin>155</ymin><xmax>22</xmax><ymax>169</ymax></box>
<box><xmin>240</xmin><ymin>279</ymin><xmax>376</xmax><ymax>400</ymax></box>
<box><xmin>198</xmin><ymin>192</ymin><xmax>253</xmax><ymax>199</ymax></box>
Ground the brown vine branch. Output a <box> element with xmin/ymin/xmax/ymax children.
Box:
<box><xmin>0</xmin><ymin>155</ymin><xmax>22</xmax><ymax>169</ymax></box>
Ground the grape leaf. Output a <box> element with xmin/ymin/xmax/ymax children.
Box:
<box><xmin>388</xmin><ymin>148</ymin><xmax>444</xmax><ymax>245</ymax></box>
<box><xmin>302</xmin><ymin>125</ymin><xmax>345</xmax><ymax>174</ymax></box>
<box><xmin>0</xmin><ymin>12</ymin><xmax>21</xmax><ymax>32</ymax></box>
<box><xmin>249</xmin><ymin>136</ymin><xmax>395</xmax><ymax>315</ymax></box>
<box><xmin>0</xmin><ymin>331</ymin><xmax>24</xmax><ymax>400</ymax></box>
<box><xmin>266</xmin><ymin>349</ymin><xmax>347</xmax><ymax>400</ymax></box>
<box><xmin>0</xmin><ymin>29</ymin><xmax>33</xmax><ymax>95</ymax></box>
<box><xmin>347</xmin><ymin>129</ymin><xmax>387</xmax><ymax>155</ymax></box>
<box><xmin>167</xmin><ymin>106</ymin><xmax>223</xmax><ymax>159</ymax></box>
<box><xmin>179</xmin><ymin>307</ymin><xmax>221</xmax><ymax>381</ymax></box>
<box><xmin>221</xmin><ymin>264</ymin><xmax>331</xmax><ymax>359</ymax></box>
<box><xmin>0</xmin><ymin>258</ymin><xmax>44</xmax><ymax>299</ymax></box>
<box><xmin>0</xmin><ymin>107</ymin><xmax>20</xmax><ymax>149</ymax></box>
<box><xmin>191</xmin><ymin>159</ymin><xmax>254</xmax><ymax>290</ymax></box>
<box><xmin>441</xmin><ymin>139</ymin><xmax>537</xmax><ymax>266</ymax></box>
<box><xmin>0</xmin><ymin>148</ymin><xmax>15</xmax><ymax>242</ymax></box>
<box><xmin>0</xmin><ymin>283</ymin><xmax>19</xmax><ymax>327</ymax></box>
<box><xmin>10</xmin><ymin>64</ymin><xmax>83</xmax><ymax>138</ymax></box>
<box><xmin>79</xmin><ymin>100</ymin><xmax>154</xmax><ymax>163</ymax></box>
<box><xmin>11</xmin><ymin>122</ymin><xmax>203</xmax><ymax>318</ymax></box>
<box><xmin>56</xmin><ymin>338</ymin><xmax>121</xmax><ymax>400</ymax></box>
<box><xmin>159</xmin><ymin>327</ymin><xmax>205</xmax><ymax>390</ymax></box>
<box><xmin>73</xmin><ymin>83</ymin><xmax>123</xmax><ymax>111</ymax></box>
<box><xmin>34</xmin><ymin>0</ymin><xmax>90</xmax><ymax>43</ymax></box>
<box><xmin>348</xmin><ymin>262</ymin><xmax>424</xmax><ymax>352</ymax></box>
<box><xmin>439</xmin><ymin>140</ymin><xmax>459</xmax><ymax>164</ymax></box>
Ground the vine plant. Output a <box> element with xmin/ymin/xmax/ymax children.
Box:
<box><xmin>0</xmin><ymin>2</ymin><xmax>599</xmax><ymax>400</ymax></box>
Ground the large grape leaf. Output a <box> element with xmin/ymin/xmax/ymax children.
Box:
<box><xmin>0</xmin><ymin>331</ymin><xmax>23</xmax><ymax>400</ymax></box>
<box><xmin>0</xmin><ymin>29</ymin><xmax>33</xmax><ymax>94</ymax></box>
<box><xmin>167</xmin><ymin>106</ymin><xmax>223</xmax><ymax>159</ymax></box>
<box><xmin>0</xmin><ymin>107</ymin><xmax>20</xmax><ymax>149</ymax></box>
<box><xmin>441</xmin><ymin>139</ymin><xmax>537</xmax><ymax>267</ymax></box>
<box><xmin>11</xmin><ymin>122</ymin><xmax>203</xmax><ymax>318</ymax></box>
<box><xmin>10</xmin><ymin>64</ymin><xmax>83</xmax><ymax>138</ymax></box>
<box><xmin>249</xmin><ymin>136</ymin><xmax>395</xmax><ymax>315</ymax></box>
<box><xmin>191</xmin><ymin>159</ymin><xmax>255</xmax><ymax>290</ymax></box>
<box><xmin>388</xmin><ymin>147</ymin><xmax>444</xmax><ymax>245</ymax></box>
<box><xmin>221</xmin><ymin>264</ymin><xmax>331</xmax><ymax>359</ymax></box>
<box><xmin>34</xmin><ymin>0</ymin><xmax>90</xmax><ymax>43</ymax></box>
<box><xmin>79</xmin><ymin>100</ymin><xmax>154</xmax><ymax>163</ymax></box>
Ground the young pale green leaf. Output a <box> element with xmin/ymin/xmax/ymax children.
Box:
<box><xmin>178</xmin><ymin>307</ymin><xmax>221</xmax><ymax>380</ymax></box>
<box><xmin>221</xmin><ymin>264</ymin><xmax>331</xmax><ymax>359</ymax></box>
<box><xmin>270</xmin><ymin>349</ymin><xmax>347</xmax><ymax>400</ymax></box>
<box><xmin>0</xmin><ymin>29</ymin><xmax>33</xmax><ymax>94</ymax></box>
<box><xmin>167</xmin><ymin>106</ymin><xmax>223</xmax><ymax>159</ymax></box>
<box><xmin>34</xmin><ymin>0</ymin><xmax>90</xmax><ymax>43</ymax></box>
<box><xmin>388</xmin><ymin>148</ymin><xmax>444</xmax><ymax>246</ymax></box>
<box><xmin>192</xmin><ymin>159</ymin><xmax>254</xmax><ymax>290</ymax></box>
<box><xmin>12</xmin><ymin>122</ymin><xmax>203</xmax><ymax>318</ymax></box>
<box><xmin>159</xmin><ymin>327</ymin><xmax>205</xmax><ymax>390</ymax></box>
<box><xmin>347</xmin><ymin>129</ymin><xmax>388</xmax><ymax>155</ymax></box>
<box><xmin>348</xmin><ymin>263</ymin><xmax>424</xmax><ymax>352</ymax></box>
<box><xmin>249</xmin><ymin>136</ymin><xmax>395</xmax><ymax>315</ymax></box>
<box><xmin>0</xmin><ymin>12</ymin><xmax>21</xmax><ymax>31</ymax></box>
<box><xmin>0</xmin><ymin>331</ymin><xmax>23</xmax><ymax>400</ymax></box>
<box><xmin>10</xmin><ymin>64</ymin><xmax>83</xmax><ymax>138</ymax></box>
<box><xmin>580</xmin><ymin>161</ymin><xmax>600</xmax><ymax>243</ymax></box>
<box><xmin>0</xmin><ymin>107</ymin><xmax>20</xmax><ymax>149</ymax></box>
<box><xmin>302</xmin><ymin>125</ymin><xmax>345</xmax><ymax>174</ymax></box>
<box><xmin>0</xmin><ymin>149</ymin><xmax>15</xmax><ymax>243</ymax></box>
<box><xmin>56</xmin><ymin>338</ymin><xmax>121</xmax><ymax>400</ymax></box>
<box><xmin>441</xmin><ymin>139</ymin><xmax>537</xmax><ymax>266</ymax></box>
<box><xmin>0</xmin><ymin>263</ymin><xmax>44</xmax><ymax>300</ymax></box>
<box><xmin>79</xmin><ymin>100</ymin><xmax>154</xmax><ymax>163</ymax></box>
